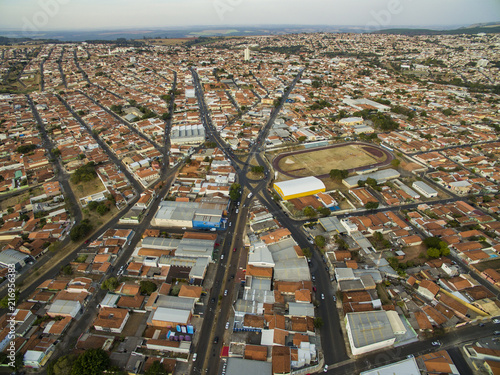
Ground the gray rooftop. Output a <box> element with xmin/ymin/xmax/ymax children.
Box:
<box><xmin>343</xmin><ymin>168</ymin><xmax>400</xmax><ymax>187</ymax></box>
<box><xmin>288</xmin><ymin>302</ymin><xmax>315</xmax><ymax>317</ymax></box>
<box><xmin>319</xmin><ymin>216</ymin><xmax>347</xmax><ymax>233</ymax></box>
<box><xmin>142</xmin><ymin>237</ymin><xmax>181</xmax><ymax>250</ymax></box>
<box><xmin>347</xmin><ymin>311</ymin><xmax>395</xmax><ymax>350</ymax></box>
<box><xmin>226</xmin><ymin>358</ymin><xmax>272</xmax><ymax>375</ymax></box>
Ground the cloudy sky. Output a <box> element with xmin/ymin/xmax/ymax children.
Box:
<box><xmin>0</xmin><ymin>0</ymin><xmax>498</xmax><ymax>31</ymax></box>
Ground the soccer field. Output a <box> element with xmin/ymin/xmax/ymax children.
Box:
<box><xmin>276</xmin><ymin>144</ymin><xmax>389</xmax><ymax>177</ymax></box>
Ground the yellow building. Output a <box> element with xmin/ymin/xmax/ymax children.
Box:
<box><xmin>273</xmin><ymin>176</ymin><xmax>326</xmax><ymax>200</ymax></box>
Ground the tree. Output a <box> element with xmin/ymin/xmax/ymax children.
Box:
<box><xmin>302</xmin><ymin>247</ymin><xmax>312</xmax><ymax>258</ymax></box>
<box><xmin>315</xmin><ymin>235</ymin><xmax>326</xmax><ymax>248</ymax></box>
<box><xmin>391</xmin><ymin>159</ymin><xmax>401</xmax><ymax>168</ymax></box>
<box><xmin>427</xmin><ymin>247</ymin><xmax>441</xmax><ymax>259</ymax></box>
<box><xmin>101</xmin><ymin>277</ymin><xmax>118</xmax><ymax>291</ymax></box>
<box><xmin>329</xmin><ymin>169</ymin><xmax>348</xmax><ymax>181</ymax></box>
<box><xmin>140</xmin><ymin>280</ymin><xmax>157</xmax><ymax>295</ymax></box>
<box><xmin>96</xmin><ymin>204</ymin><xmax>110</xmax><ymax>216</ymax></box>
<box><xmin>70</xmin><ymin>219</ymin><xmax>93</xmax><ymax>241</ymax></box>
<box><xmin>71</xmin><ymin>162</ymin><xmax>97</xmax><ymax>184</ymax></box>
<box><xmin>71</xmin><ymin>348</ymin><xmax>109</xmax><ymax>375</ymax></box>
<box><xmin>365</xmin><ymin>202</ymin><xmax>379</xmax><ymax>210</ymax></box>
<box><xmin>313</xmin><ymin>317</ymin><xmax>324</xmax><ymax>329</ymax></box>
<box><xmin>0</xmin><ymin>290</ymin><xmax>19</xmax><ymax>308</ymax></box>
<box><xmin>303</xmin><ymin>206</ymin><xmax>316</xmax><ymax>218</ymax></box>
<box><xmin>357</xmin><ymin>179</ymin><xmax>366</xmax><ymax>187</ymax></box>
<box><xmin>145</xmin><ymin>361</ymin><xmax>168</xmax><ymax>375</ymax></box>
<box><xmin>229</xmin><ymin>183</ymin><xmax>241</xmax><ymax>201</ymax></box>
<box><xmin>62</xmin><ymin>265</ymin><xmax>73</xmax><ymax>275</ymax></box>
<box><xmin>298</xmin><ymin>136</ymin><xmax>307</xmax><ymax>142</ymax></box>
<box><xmin>317</xmin><ymin>207</ymin><xmax>331</xmax><ymax>217</ymax></box>
<box><xmin>47</xmin><ymin>354</ymin><xmax>76</xmax><ymax>375</ymax></box>
<box><xmin>365</xmin><ymin>178</ymin><xmax>378</xmax><ymax>188</ymax></box>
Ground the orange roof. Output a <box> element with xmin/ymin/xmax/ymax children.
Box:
<box><xmin>272</xmin><ymin>346</ymin><xmax>291</xmax><ymax>375</ymax></box>
<box><xmin>178</xmin><ymin>285</ymin><xmax>202</xmax><ymax>299</ymax></box>
<box><xmin>245</xmin><ymin>345</ymin><xmax>268</xmax><ymax>361</ymax></box>
<box><xmin>246</xmin><ymin>265</ymin><xmax>273</xmax><ymax>278</ymax></box>
<box><xmin>419</xmin><ymin>280</ymin><xmax>440</xmax><ymax>296</ymax></box>
<box><xmin>418</xmin><ymin>350</ymin><xmax>456</xmax><ymax>374</ymax></box>
<box><xmin>414</xmin><ymin>311</ymin><xmax>433</xmax><ymax>330</ymax></box>
<box><xmin>295</xmin><ymin>289</ymin><xmax>311</xmax><ymax>303</ymax></box>
<box><xmin>94</xmin><ymin>307</ymin><xmax>128</xmax><ymax>329</ymax></box>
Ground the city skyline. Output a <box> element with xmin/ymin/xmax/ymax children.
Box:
<box><xmin>0</xmin><ymin>0</ymin><xmax>499</xmax><ymax>32</ymax></box>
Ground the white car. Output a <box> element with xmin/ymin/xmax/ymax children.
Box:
<box><xmin>321</xmin><ymin>294</ymin><xmax>325</xmax><ymax>300</ymax></box>
<box><xmin>494</xmin><ymin>319</ymin><xmax>500</xmax><ymax>324</ymax></box>
<box><xmin>431</xmin><ymin>341</ymin><xmax>441</xmax><ymax>346</ymax></box>
<box><xmin>224</xmin><ymin>289</ymin><xmax>228</xmax><ymax>296</ymax></box>
<box><xmin>324</xmin><ymin>364</ymin><xmax>328</xmax><ymax>372</ymax></box>
<box><xmin>192</xmin><ymin>353</ymin><xmax>197</xmax><ymax>362</ymax></box>
<box><xmin>225</xmin><ymin>321</ymin><xmax>230</xmax><ymax>329</ymax></box>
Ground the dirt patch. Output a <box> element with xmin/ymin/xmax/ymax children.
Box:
<box><xmin>70</xmin><ymin>178</ymin><xmax>107</xmax><ymax>201</ymax></box>
<box><xmin>121</xmin><ymin>311</ymin><xmax>148</xmax><ymax>337</ymax></box>
<box><xmin>0</xmin><ymin>190</ymin><xmax>31</xmax><ymax>210</ymax></box>
<box><xmin>401</xmin><ymin>244</ymin><xmax>427</xmax><ymax>263</ymax></box>
<box><xmin>274</xmin><ymin>143</ymin><xmax>392</xmax><ymax>179</ymax></box>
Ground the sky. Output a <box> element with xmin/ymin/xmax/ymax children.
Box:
<box><xmin>0</xmin><ymin>0</ymin><xmax>499</xmax><ymax>31</ymax></box>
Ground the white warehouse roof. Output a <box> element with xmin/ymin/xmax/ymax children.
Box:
<box><xmin>274</xmin><ymin>176</ymin><xmax>325</xmax><ymax>198</ymax></box>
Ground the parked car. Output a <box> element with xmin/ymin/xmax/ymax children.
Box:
<box><xmin>494</xmin><ymin>319</ymin><xmax>500</xmax><ymax>324</ymax></box>
<box><xmin>431</xmin><ymin>341</ymin><xmax>441</xmax><ymax>346</ymax></box>
<box><xmin>224</xmin><ymin>289</ymin><xmax>228</xmax><ymax>296</ymax></box>
<box><xmin>225</xmin><ymin>321</ymin><xmax>230</xmax><ymax>330</ymax></box>
<box><xmin>321</xmin><ymin>294</ymin><xmax>325</xmax><ymax>300</ymax></box>
<box><xmin>192</xmin><ymin>353</ymin><xmax>197</xmax><ymax>362</ymax></box>
<box><xmin>214</xmin><ymin>336</ymin><xmax>219</xmax><ymax>344</ymax></box>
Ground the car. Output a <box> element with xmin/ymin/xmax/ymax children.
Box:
<box><xmin>192</xmin><ymin>353</ymin><xmax>197</xmax><ymax>362</ymax></box>
<box><xmin>321</xmin><ymin>294</ymin><xmax>325</xmax><ymax>300</ymax></box>
<box><xmin>214</xmin><ymin>336</ymin><xmax>219</xmax><ymax>344</ymax></box>
<box><xmin>236</xmin><ymin>209</ymin><xmax>239</xmax><ymax>214</ymax></box>
<box><xmin>479</xmin><ymin>323</ymin><xmax>485</xmax><ymax>327</ymax></box>
<box><xmin>324</xmin><ymin>364</ymin><xmax>328</xmax><ymax>372</ymax></box>
<box><xmin>225</xmin><ymin>321</ymin><xmax>230</xmax><ymax>329</ymax></box>
<box><xmin>84</xmin><ymin>240</ymin><xmax>89</xmax><ymax>244</ymax></box>
<box><xmin>494</xmin><ymin>319</ymin><xmax>500</xmax><ymax>324</ymax></box>
<box><xmin>182</xmin><ymin>227</ymin><xmax>187</xmax><ymax>230</ymax></box>
<box><xmin>229</xmin><ymin>222</ymin><xmax>232</xmax><ymax>227</ymax></box>
<box><xmin>495</xmin><ymin>331</ymin><xmax>500</xmax><ymax>335</ymax></box>
<box><xmin>211</xmin><ymin>298</ymin><xmax>215</xmax><ymax>304</ymax></box>
<box><xmin>221</xmin><ymin>254</ymin><xmax>224</xmax><ymax>260</ymax></box>
<box><xmin>431</xmin><ymin>341</ymin><xmax>441</xmax><ymax>346</ymax></box>
<box><xmin>332</xmin><ymin>296</ymin><xmax>336</xmax><ymax>302</ymax></box>
<box><xmin>233</xmin><ymin>247</ymin><xmax>237</xmax><ymax>252</ymax></box>
<box><xmin>313</xmin><ymin>286</ymin><xmax>317</xmax><ymax>292</ymax></box>
<box><xmin>224</xmin><ymin>289</ymin><xmax>228</xmax><ymax>296</ymax></box>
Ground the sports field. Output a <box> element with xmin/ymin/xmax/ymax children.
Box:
<box><xmin>276</xmin><ymin>144</ymin><xmax>390</xmax><ymax>178</ymax></box>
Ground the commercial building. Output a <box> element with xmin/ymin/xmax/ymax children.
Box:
<box><xmin>343</xmin><ymin>169</ymin><xmax>400</xmax><ymax>188</ymax></box>
<box><xmin>170</xmin><ymin>124</ymin><xmax>205</xmax><ymax>145</ymax></box>
<box><xmin>360</xmin><ymin>357</ymin><xmax>420</xmax><ymax>375</ymax></box>
<box><xmin>412</xmin><ymin>181</ymin><xmax>438</xmax><ymax>198</ymax></box>
<box><xmin>345</xmin><ymin>310</ymin><xmax>404</xmax><ymax>355</ymax></box>
<box><xmin>0</xmin><ymin>249</ymin><xmax>30</xmax><ymax>270</ymax></box>
<box><xmin>152</xmin><ymin>200</ymin><xmax>226</xmax><ymax>229</ymax></box>
<box><xmin>273</xmin><ymin>176</ymin><xmax>325</xmax><ymax>200</ymax></box>
<box><xmin>47</xmin><ymin>300</ymin><xmax>82</xmax><ymax>318</ymax></box>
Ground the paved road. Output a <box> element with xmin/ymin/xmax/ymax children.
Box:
<box><xmin>189</xmin><ymin>68</ymin><xmax>312</xmax><ymax>375</ymax></box>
